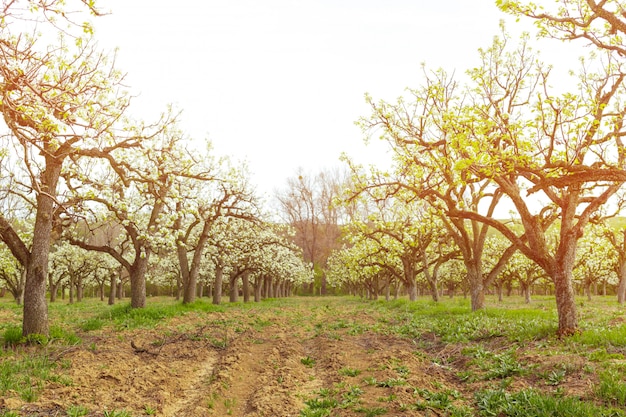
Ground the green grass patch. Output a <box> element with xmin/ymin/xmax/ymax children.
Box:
<box><xmin>596</xmin><ymin>371</ymin><xmax>626</xmax><ymax>407</ymax></box>
<box><xmin>0</xmin><ymin>354</ymin><xmax>59</xmax><ymax>402</ymax></box>
<box><xmin>2</xmin><ymin>325</ymin><xmax>23</xmax><ymax>348</ymax></box>
<box><xmin>475</xmin><ymin>388</ymin><xmax>624</xmax><ymax>417</ymax></box>
<box><xmin>100</xmin><ymin>300</ymin><xmax>225</xmax><ymax>329</ymax></box>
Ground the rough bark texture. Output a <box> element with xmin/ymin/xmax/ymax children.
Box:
<box><xmin>553</xmin><ymin>268</ymin><xmax>578</xmax><ymax>336</ymax></box>
<box><xmin>108</xmin><ymin>273</ymin><xmax>117</xmax><ymax>305</ymax></box>
<box><xmin>130</xmin><ymin>258</ymin><xmax>148</xmax><ymax>308</ymax></box>
<box><xmin>254</xmin><ymin>276</ymin><xmax>262</xmax><ymax>302</ymax></box>
<box><xmin>213</xmin><ymin>266</ymin><xmax>223</xmax><ymax>305</ymax></box>
<box><xmin>22</xmin><ymin>159</ymin><xmax>62</xmax><ymax>336</ymax></box>
<box><xmin>406</xmin><ymin>280</ymin><xmax>418</xmax><ymax>302</ymax></box>
<box><xmin>242</xmin><ymin>272</ymin><xmax>250</xmax><ymax>302</ymax></box>
<box><xmin>229</xmin><ymin>275</ymin><xmax>239</xmax><ymax>302</ymax></box>
<box><xmin>466</xmin><ymin>265</ymin><xmax>485</xmax><ymax>311</ymax></box>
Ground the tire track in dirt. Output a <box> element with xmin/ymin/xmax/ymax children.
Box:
<box><xmin>202</xmin><ymin>327</ymin><xmax>314</xmax><ymax>417</ymax></box>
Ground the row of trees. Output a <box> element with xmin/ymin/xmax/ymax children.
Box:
<box><xmin>327</xmin><ymin>206</ymin><xmax>626</xmax><ymax>304</ymax></box>
<box><xmin>0</xmin><ymin>1</ymin><xmax>312</xmax><ymax>337</ymax></box>
<box><xmin>326</xmin><ymin>0</ymin><xmax>626</xmax><ymax>336</ymax></box>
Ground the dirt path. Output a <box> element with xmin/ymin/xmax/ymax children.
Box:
<box><xmin>7</xmin><ymin>300</ymin><xmax>474</xmax><ymax>417</ymax></box>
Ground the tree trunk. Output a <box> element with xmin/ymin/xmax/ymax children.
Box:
<box><xmin>406</xmin><ymin>279</ymin><xmax>417</xmax><ymax>301</ymax></box>
<box><xmin>129</xmin><ymin>257</ymin><xmax>148</xmax><ymax>308</ymax></box>
<box><xmin>585</xmin><ymin>280</ymin><xmax>592</xmax><ymax>302</ymax></box>
<box><xmin>553</xmin><ymin>267</ymin><xmax>578</xmax><ymax>336</ymax></box>
<box><xmin>521</xmin><ymin>282</ymin><xmax>531</xmax><ymax>304</ymax></box>
<box><xmin>465</xmin><ymin>264</ymin><xmax>486</xmax><ymax>311</ymax></box>
<box><xmin>254</xmin><ymin>276</ymin><xmax>262</xmax><ymax>302</ymax></box>
<box><xmin>22</xmin><ymin>157</ymin><xmax>65</xmax><ymax>336</ymax></box>
<box><xmin>428</xmin><ymin>279</ymin><xmax>439</xmax><ymax>302</ymax></box>
<box><xmin>49</xmin><ymin>283</ymin><xmax>58</xmax><ymax>302</ymax></box>
<box><xmin>108</xmin><ymin>273</ymin><xmax>117</xmax><ymax>305</ymax></box>
<box><xmin>213</xmin><ymin>266</ymin><xmax>223</xmax><ymax>305</ymax></box>
<box><xmin>242</xmin><ymin>271</ymin><xmax>250</xmax><ymax>302</ymax></box>
<box><xmin>229</xmin><ymin>274</ymin><xmax>239</xmax><ymax>302</ymax></box>
<box><xmin>99</xmin><ymin>282</ymin><xmax>105</xmax><ymax>301</ymax></box>
<box><xmin>618</xmin><ymin>261</ymin><xmax>626</xmax><ymax>304</ymax></box>
<box><xmin>266</xmin><ymin>276</ymin><xmax>273</xmax><ymax>298</ymax></box>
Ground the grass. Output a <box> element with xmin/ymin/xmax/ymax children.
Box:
<box><xmin>475</xmin><ymin>388</ymin><xmax>625</xmax><ymax>417</ymax></box>
<box><xmin>0</xmin><ymin>354</ymin><xmax>57</xmax><ymax>402</ymax></box>
<box><xmin>3</xmin><ymin>294</ymin><xmax>626</xmax><ymax>415</ymax></box>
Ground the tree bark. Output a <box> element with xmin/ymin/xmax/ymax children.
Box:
<box><xmin>108</xmin><ymin>273</ymin><xmax>117</xmax><ymax>305</ymax></box>
<box><xmin>585</xmin><ymin>280</ymin><xmax>592</xmax><ymax>302</ymax></box>
<box><xmin>49</xmin><ymin>283</ymin><xmax>58</xmax><ymax>302</ymax></box>
<box><xmin>406</xmin><ymin>279</ymin><xmax>417</xmax><ymax>301</ymax></box>
<box><xmin>254</xmin><ymin>276</ymin><xmax>262</xmax><ymax>302</ymax></box>
<box><xmin>229</xmin><ymin>274</ymin><xmax>239</xmax><ymax>302</ymax></box>
<box><xmin>521</xmin><ymin>282</ymin><xmax>532</xmax><ymax>304</ymax></box>
<box><xmin>265</xmin><ymin>275</ymin><xmax>273</xmax><ymax>298</ymax></box>
<box><xmin>467</xmin><ymin>266</ymin><xmax>485</xmax><ymax>311</ymax></box>
<box><xmin>553</xmin><ymin>267</ymin><xmax>578</xmax><ymax>336</ymax></box>
<box><xmin>129</xmin><ymin>257</ymin><xmax>148</xmax><ymax>308</ymax></box>
<box><xmin>242</xmin><ymin>271</ymin><xmax>250</xmax><ymax>302</ymax></box>
<box><xmin>618</xmin><ymin>261</ymin><xmax>626</xmax><ymax>304</ymax></box>
<box><xmin>213</xmin><ymin>266</ymin><xmax>223</xmax><ymax>305</ymax></box>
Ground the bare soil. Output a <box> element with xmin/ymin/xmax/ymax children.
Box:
<box><xmin>0</xmin><ymin>298</ymin><xmax>604</xmax><ymax>416</ymax></box>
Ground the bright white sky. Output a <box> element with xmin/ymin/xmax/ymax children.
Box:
<box><xmin>92</xmin><ymin>1</ymin><xmax>560</xmax><ymax>199</ymax></box>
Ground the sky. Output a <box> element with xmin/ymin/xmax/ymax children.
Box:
<box><xmin>91</xmin><ymin>1</ymin><xmax>563</xmax><ymax>199</ymax></box>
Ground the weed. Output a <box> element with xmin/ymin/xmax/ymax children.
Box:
<box><xmin>394</xmin><ymin>365</ymin><xmax>409</xmax><ymax>377</ymax></box>
<box><xmin>475</xmin><ymin>388</ymin><xmax>623</xmax><ymax>417</ymax></box>
<box><xmin>24</xmin><ymin>333</ymin><xmax>48</xmax><ymax>346</ymax></box>
<box><xmin>0</xmin><ymin>354</ymin><xmax>57</xmax><ymax>402</ymax></box>
<box><xmin>205</xmin><ymin>391</ymin><xmax>218</xmax><ymax>409</ymax></box>
<box><xmin>362</xmin><ymin>376</ymin><xmax>378</xmax><ymax>386</ymax></box>
<box><xmin>66</xmin><ymin>404</ymin><xmax>89</xmax><ymax>417</ymax></box>
<box><xmin>50</xmin><ymin>325</ymin><xmax>81</xmax><ymax>345</ymax></box>
<box><xmin>80</xmin><ymin>318</ymin><xmax>104</xmax><ymax>332</ymax></box>
<box><xmin>353</xmin><ymin>406</ymin><xmax>387</xmax><ymax>416</ymax></box>
<box><xmin>143</xmin><ymin>405</ymin><xmax>157</xmax><ymax>415</ymax></box>
<box><xmin>339</xmin><ymin>367</ymin><xmax>361</xmax><ymax>377</ymax></box>
<box><xmin>224</xmin><ymin>398</ymin><xmax>236</xmax><ymax>414</ymax></box>
<box><xmin>301</xmin><ymin>356</ymin><xmax>316</xmax><ymax>367</ymax></box>
<box><xmin>2</xmin><ymin>326</ymin><xmax>23</xmax><ymax>347</ymax></box>
<box><xmin>340</xmin><ymin>386</ymin><xmax>363</xmax><ymax>407</ymax></box>
<box><xmin>544</xmin><ymin>369</ymin><xmax>566</xmax><ymax>386</ymax></box>
<box><xmin>596</xmin><ymin>371</ymin><xmax>626</xmax><ymax>406</ymax></box>
<box><xmin>483</xmin><ymin>351</ymin><xmax>524</xmax><ymax>379</ymax></box>
<box><xmin>376</xmin><ymin>377</ymin><xmax>406</xmax><ymax>387</ymax></box>
<box><xmin>301</xmin><ymin>397</ymin><xmax>339</xmax><ymax>415</ymax></box>
<box><xmin>414</xmin><ymin>387</ymin><xmax>461</xmax><ymax>411</ymax></box>
<box><xmin>377</xmin><ymin>394</ymin><xmax>396</xmax><ymax>402</ymax></box>
<box><xmin>102</xmin><ymin>410</ymin><xmax>131</xmax><ymax>417</ymax></box>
